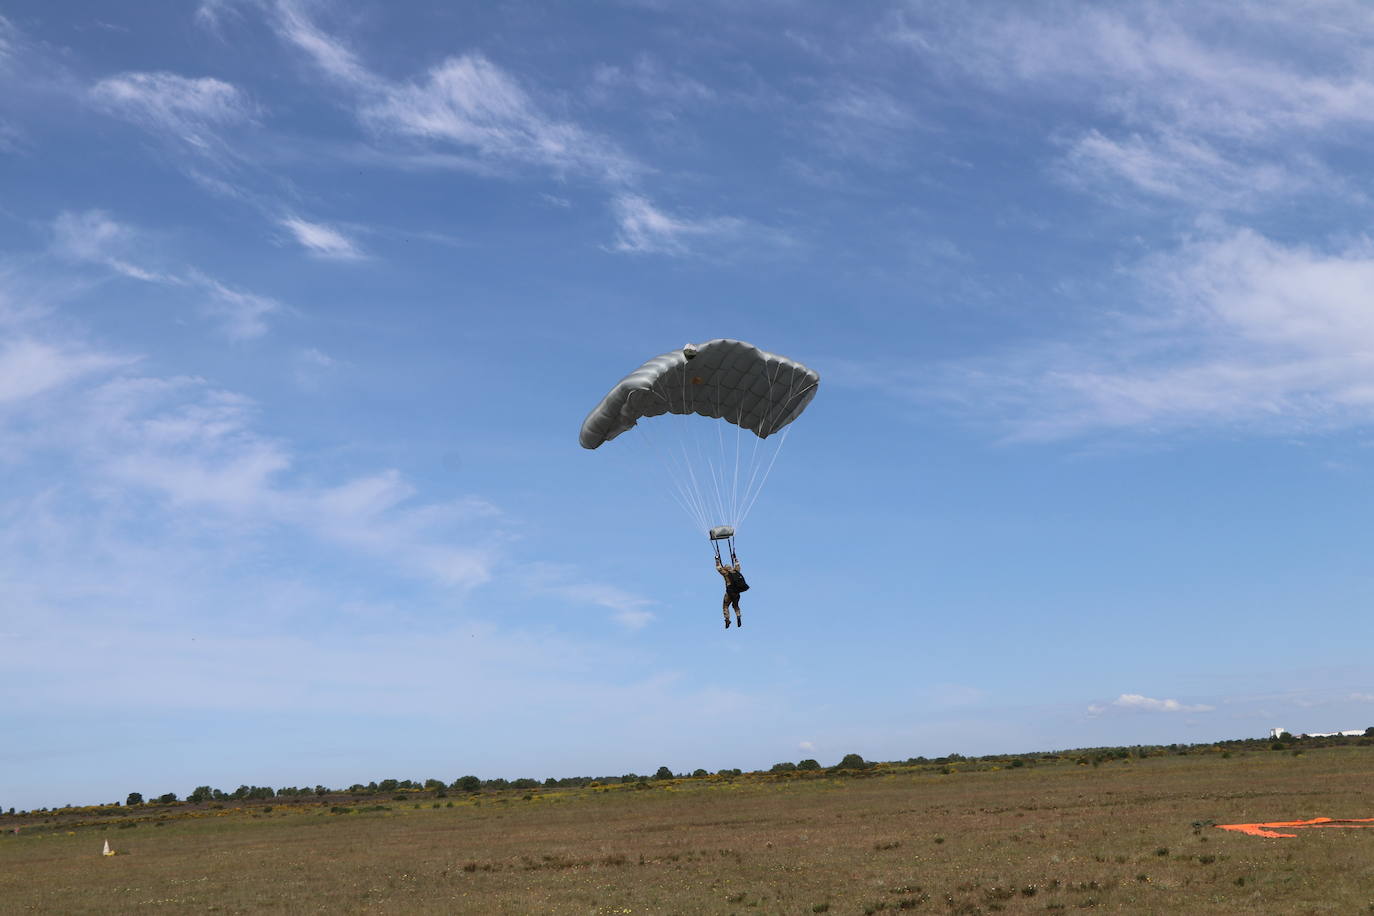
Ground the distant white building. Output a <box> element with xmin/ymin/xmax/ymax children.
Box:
<box><xmin>1269</xmin><ymin>727</ymin><xmax>1365</xmax><ymax>739</ymax></box>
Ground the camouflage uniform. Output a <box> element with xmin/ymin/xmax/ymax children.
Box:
<box><xmin>717</xmin><ymin>560</ymin><xmax>742</xmax><ymax>626</ymax></box>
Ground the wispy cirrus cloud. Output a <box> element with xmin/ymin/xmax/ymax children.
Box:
<box><xmin>272</xmin><ymin>0</ymin><xmax>638</xmax><ymax>183</ymax></box>
<box><xmin>279</xmin><ymin>215</ymin><xmax>366</xmax><ymax>260</ymax></box>
<box><xmin>4</xmin><ymin>338</ymin><xmax>496</xmax><ymax>593</ymax></box>
<box><xmin>894</xmin><ymin>2</ymin><xmax>1374</xmax><ymax>210</ymax></box>
<box><xmin>610</xmin><ymin>194</ymin><xmax>789</xmax><ymax>257</ymax></box>
<box><xmin>0</xmin><ymin>338</ymin><xmax>130</xmax><ymax>408</ymax></box>
<box><xmin>362</xmin><ymin>54</ymin><xmax>639</xmax><ymax>183</ymax></box>
<box><xmin>51</xmin><ymin>210</ymin><xmax>179</xmax><ymax>283</ymax></box>
<box><xmin>897</xmin><ymin>2</ymin><xmax>1374</xmax><ymax>139</ymax></box>
<box><xmin>909</xmin><ymin>228</ymin><xmax>1374</xmax><ymax>440</ymax></box>
<box><xmin>267</xmin><ymin>1</ymin><xmax>780</xmax><ymax>258</ymax></box>
<box><xmin>1087</xmin><ymin>693</ymin><xmax>1214</xmax><ymax>716</ymax></box>
<box><xmin>52</xmin><ymin>210</ymin><xmax>282</xmax><ymax>340</ymax></box>
<box><xmin>1057</xmin><ymin>129</ymin><xmax>1330</xmax><ymax>211</ymax></box>
<box><xmin>90</xmin><ymin>71</ymin><xmax>255</xmax><ymax>153</ymax></box>
<box><xmin>590</xmin><ymin>54</ymin><xmax>716</xmax><ymax>109</ymax></box>
<box><xmin>523</xmin><ymin>563</ymin><xmax>658</xmax><ymax>630</ymax></box>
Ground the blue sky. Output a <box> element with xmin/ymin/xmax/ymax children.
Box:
<box><xmin>5</xmin><ymin>0</ymin><xmax>1374</xmax><ymax>810</ymax></box>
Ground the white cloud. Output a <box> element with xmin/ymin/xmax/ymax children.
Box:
<box><xmin>51</xmin><ymin>211</ymin><xmax>280</xmax><ymax>340</ymax></box>
<box><xmin>270</xmin><ymin>1</ymin><xmax>637</xmax><ymax>183</ymax></box>
<box><xmin>15</xmin><ymin>359</ymin><xmax>497</xmax><ymax>591</ymax></box>
<box><xmin>811</xmin><ymin>85</ymin><xmax>926</xmax><ymax>164</ymax></box>
<box><xmin>611</xmin><ymin>194</ymin><xmax>768</xmax><ymax>257</ymax></box>
<box><xmin>894</xmin><ymin>2</ymin><xmax>1374</xmax><ymax>211</ymax></box>
<box><xmin>898</xmin><ymin>3</ymin><xmax>1374</xmax><ymax>140</ymax></box>
<box><xmin>1087</xmin><ymin>693</ymin><xmax>1215</xmax><ymax>716</ymax></box>
<box><xmin>917</xmin><ymin>228</ymin><xmax>1374</xmax><ymax>439</ymax></box>
<box><xmin>91</xmin><ymin>71</ymin><xmax>254</xmax><ymax>151</ymax></box>
<box><xmin>192</xmin><ymin>273</ymin><xmax>282</xmax><ymax>341</ymax></box>
<box><xmin>590</xmin><ymin>55</ymin><xmax>716</xmax><ymax>108</ymax></box>
<box><xmin>272</xmin><ymin>0</ymin><xmax>374</xmax><ymax>89</ymax></box>
<box><xmin>0</xmin><ymin>15</ymin><xmax>15</xmax><ymax>66</ymax></box>
<box><xmin>0</xmin><ymin>338</ymin><xmax>129</xmax><ymax>407</ymax></box>
<box><xmin>360</xmin><ymin>54</ymin><xmax>638</xmax><ymax>183</ymax></box>
<box><xmin>613</xmin><ymin>609</ymin><xmax>656</xmax><ymax>630</ymax></box>
<box><xmin>1058</xmin><ymin>129</ymin><xmax>1323</xmax><ymax>210</ymax></box>
<box><xmin>51</xmin><ymin>210</ymin><xmax>178</xmax><ymax>283</ymax></box>
<box><xmin>279</xmin><ymin>216</ymin><xmax>365</xmax><ymax>260</ymax></box>
<box><xmin>798</xmin><ymin>740</ymin><xmax>815</xmax><ymax>751</ymax></box>
<box><xmin>523</xmin><ymin>564</ymin><xmax>658</xmax><ymax>629</ymax></box>
<box><xmin>195</xmin><ymin>0</ymin><xmax>245</xmax><ymax>34</ymax></box>
<box><xmin>294</xmin><ymin>346</ymin><xmax>337</xmax><ymax>389</ymax></box>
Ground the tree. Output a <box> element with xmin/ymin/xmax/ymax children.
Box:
<box><xmin>187</xmin><ymin>786</ymin><xmax>214</xmax><ymax>803</ymax></box>
<box><xmin>833</xmin><ymin>753</ymin><xmax>868</xmax><ymax>770</ymax></box>
<box><xmin>654</xmin><ymin>766</ymin><xmax>674</xmax><ymax>780</ymax></box>
<box><xmin>796</xmin><ymin>759</ymin><xmax>821</xmax><ymax>771</ymax></box>
<box><xmin>157</xmin><ymin>792</ymin><xmax>177</xmax><ymax>804</ymax></box>
<box><xmin>454</xmin><ymin>775</ymin><xmax>481</xmax><ymax>793</ymax></box>
<box><xmin>691</xmin><ymin>769</ymin><xmax>708</xmax><ymax>778</ymax></box>
<box><xmin>770</xmin><ymin>762</ymin><xmax>797</xmax><ymax>773</ymax></box>
<box><xmin>126</xmin><ymin>792</ymin><xmax>143</xmax><ymax>806</ymax></box>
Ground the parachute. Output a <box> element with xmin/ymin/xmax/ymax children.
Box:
<box><xmin>580</xmin><ymin>339</ymin><xmax>819</xmax><ymax>546</ymax></box>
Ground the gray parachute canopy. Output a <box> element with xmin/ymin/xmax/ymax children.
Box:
<box><xmin>579</xmin><ymin>339</ymin><xmax>819</xmax><ymax>449</ymax></box>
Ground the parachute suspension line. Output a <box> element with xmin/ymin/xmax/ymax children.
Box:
<box><xmin>712</xmin><ymin>378</ymin><xmax>736</xmax><ymax>527</ymax></box>
<box><xmin>713</xmin><ymin>385</ymin><xmax>732</xmax><ymax>527</ymax></box>
<box><xmin>735</xmin><ymin>358</ymin><xmax>786</xmax><ymax>531</ymax></box>
<box><xmin>678</xmin><ymin>357</ymin><xmax>727</xmax><ymax>533</ymax></box>
<box><xmin>622</xmin><ymin>349</ymin><xmax>815</xmax><ymax>539</ymax></box>
<box><xmin>732</xmin><ymin>389</ymin><xmax>744</xmax><ymax>527</ymax></box>
<box><xmin>739</xmin><ymin>427</ymin><xmax>790</xmax><ymax>527</ymax></box>
<box><xmin>670</xmin><ymin>378</ymin><xmax>717</xmax><ymax>534</ymax></box>
<box><xmin>738</xmin><ymin>361</ymin><xmax>812</xmax><ymax>529</ymax></box>
<box><xmin>645</xmin><ymin>379</ymin><xmax>713</xmax><ymax>533</ymax></box>
<box><xmin>634</xmin><ymin>397</ymin><xmax>709</xmax><ymax>533</ymax></box>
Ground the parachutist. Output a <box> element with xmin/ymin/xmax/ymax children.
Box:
<box><xmin>714</xmin><ymin>540</ymin><xmax>748</xmax><ymax>629</ymax></box>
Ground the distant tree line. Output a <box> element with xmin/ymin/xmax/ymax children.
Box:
<box><xmin>8</xmin><ymin>729</ymin><xmax>1374</xmax><ymax>817</ymax></box>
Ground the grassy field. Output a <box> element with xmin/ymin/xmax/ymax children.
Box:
<box><xmin>5</xmin><ymin>746</ymin><xmax>1374</xmax><ymax>913</ymax></box>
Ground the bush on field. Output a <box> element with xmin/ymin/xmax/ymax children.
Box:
<box><xmin>833</xmin><ymin>753</ymin><xmax>870</xmax><ymax>770</ymax></box>
<box><xmin>655</xmin><ymin>766</ymin><xmax>674</xmax><ymax>780</ymax></box>
<box><xmin>771</xmin><ymin>762</ymin><xmax>797</xmax><ymax>773</ymax></box>
<box><xmin>797</xmin><ymin>759</ymin><xmax>821</xmax><ymax>771</ymax></box>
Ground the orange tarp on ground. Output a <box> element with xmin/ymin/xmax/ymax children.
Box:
<box><xmin>1216</xmin><ymin>817</ymin><xmax>1374</xmax><ymax>838</ymax></box>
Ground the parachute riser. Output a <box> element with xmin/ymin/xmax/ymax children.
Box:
<box><xmin>709</xmin><ymin>526</ymin><xmax>737</xmax><ymax>565</ymax></box>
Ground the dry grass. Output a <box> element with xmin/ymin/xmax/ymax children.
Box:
<box><xmin>5</xmin><ymin>747</ymin><xmax>1374</xmax><ymax>913</ymax></box>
